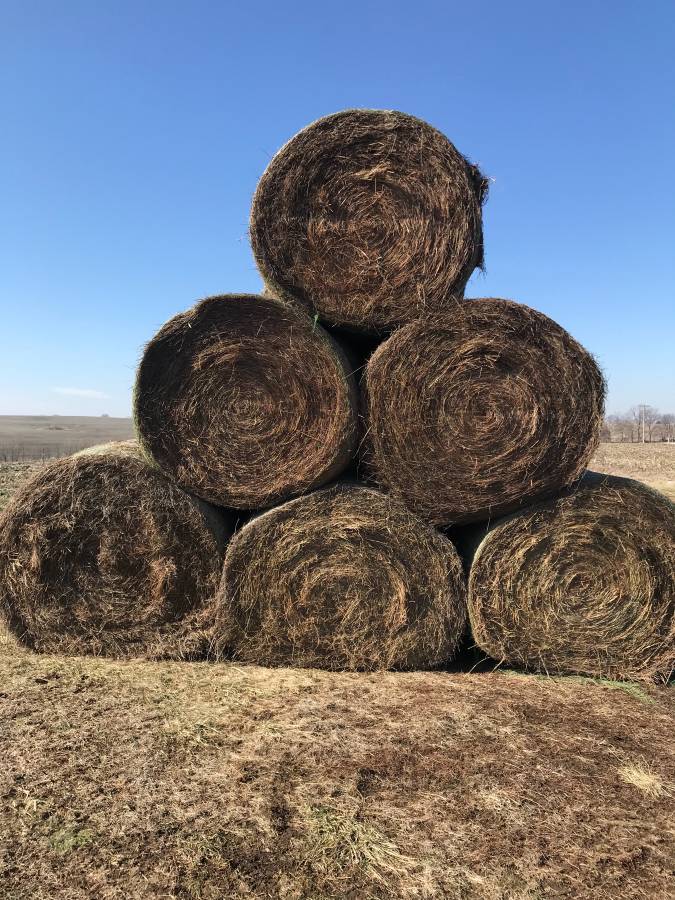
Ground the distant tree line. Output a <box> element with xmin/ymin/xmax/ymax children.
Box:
<box><xmin>603</xmin><ymin>406</ymin><xmax>675</xmax><ymax>442</ymax></box>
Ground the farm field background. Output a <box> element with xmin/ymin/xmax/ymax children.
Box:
<box><xmin>1</xmin><ymin>415</ymin><xmax>674</xmax><ymax>511</ymax></box>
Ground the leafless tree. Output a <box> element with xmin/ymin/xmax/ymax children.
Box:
<box><xmin>661</xmin><ymin>413</ymin><xmax>675</xmax><ymax>442</ymax></box>
<box><xmin>604</xmin><ymin>407</ymin><xmax>673</xmax><ymax>442</ymax></box>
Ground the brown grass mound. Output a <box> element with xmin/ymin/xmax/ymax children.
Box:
<box><xmin>213</xmin><ymin>483</ymin><xmax>467</xmax><ymax>670</ymax></box>
<box><xmin>1</xmin><ymin>653</ymin><xmax>673</xmax><ymax>900</ymax></box>
<box><xmin>134</xmin><ymin>294</ymin><xmax>359</xmax><ymax>508</ymax></box>
<box><xmin>0</xmin><ymin>442</ymin><xmax>230</xmax><ymax>659</ymax></box>
<box><xmin>250</xmin><ymin>109</ymin><xmax>488</xmax><ymax>332</ymax></box>
<box><xmin>468</xmin><ymin>473</ymin><xmax>675</xmax><ymax>681</ymax></box>
<box><xmin>363</xmin><ymin>298</ymin><xmax>606</xmax><ymax>525</ymax></box>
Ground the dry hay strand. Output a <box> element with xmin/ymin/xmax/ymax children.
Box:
<box><xmin>213</xmin><ymin>483</ymin><xmax>467</xmax><ymax>670</ymax></box>
<box><xmin>363</xmin><ymin>298</ymin><xmax>606</xmax><ymax>525</ymax></box>
<box><xmin>134</xmin><ymin>294</ymin><xmax>359</xmax><ymax>509</ymax></box>
<box><xmin>250</xmin><ymin>108</ymin><xmax>488</xmax><ymax>333</ymax></box>
<box><xmin>0</xmin><ymin>442</ymin><xmax>231</xmax><ymax>659</ymax></box>
<box><xmin>468</xmin><ymin>472</ymin><xmax>675</xmax><ymax>681</ymax></box>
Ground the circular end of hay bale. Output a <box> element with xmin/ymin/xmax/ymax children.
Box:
<box><xmin>468</xmin><ymin>474</ymin><xmax>675</xmax><ymax>680</ymax></box>
<box><xmin>134</xmin><ymin>294</ymin><xmax>359</xmax><ymax>509</ymax></box>
<box><xmin>214</xmin><ymin>484</ymin><xmax>467</xmax><ymax>670</ymax></box>
<box><xmin>0</xmin><ymin>444</ymin><xmax>230</xmax><ymax>659</ymax></box>
<box><xmin>250</xmin><ymin>109</ymin><xmax>488</xmax><ymax>332</ymax></box>
<box><xmin>363</xmin><ymin>298</ymin><xmax>606</xmax><ymax>525</ymax></box>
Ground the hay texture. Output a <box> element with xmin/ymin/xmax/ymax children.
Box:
<box><xmin>213</xmin><ymin>484</ymin><xmax>467</xmax><ymax>670</ymax></box>
<box><xmin>134</xmin><ymin>294</ymin><xmax>359</xmax><ymax>509</ymax></box>
<box><xmin>250</xmin><ymin>109</ymin><xmax>488</xmax><ymax>332</ymax></box>
<box><xmin>468</xmin><ymin>473</ymin><xmax>675</xmax><ymax>681</ymax></box>
<box><xmin>363</xmin><ymin>298</ymin><xmax>606</xmax><ymax>525</ymax></box>
<box><xmin>0</xmin><ymin>442</ymin><xmax>230</xmax><ymax>659</ymax></box>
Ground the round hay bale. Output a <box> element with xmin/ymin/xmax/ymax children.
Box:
<box><xmin>134</xmin><ymin>294</ymin><xmax>359</xmax><ymax>509</ymax></box>
<box><xmin>363</xmin><ymin>298</ymin><xmax>606</xmax><ymax>525</ymax></box>
<box><xmin>213</xmin><ymin>483</ymin><xmax>467</xmax><ymax>670</ymax></box>
<box><xmin>468</xmin><ymin>473</ymin><xmax>675</xmax><ymax>681</ymax></box>
<box><xmin>0</xmin><ymin>442</ymin><xmax>231</xmax><ymax>659</ymax></box>
<box><xmin>250</xmin><ymin>109</ymin><xmax>488</xmax><ymax>332</ymax></box>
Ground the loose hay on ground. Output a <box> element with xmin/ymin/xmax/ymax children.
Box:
<box><xmin>134</xmin><ymin>293</ymin><xmax>359</xmax><ymax>508</ymax></box>
<box><xmin>468</xmin><ymin>472</ymin><xmax>675</xmax><ymax>681</ymax></box>
<box><xmin>250</xmin><ymin>108</ymin><xmax>488</xmax><ymax>332</ymax></box>
<box><xmin>363</xmin><ymin>298</ymin><xmax>606</xmax><ymax>525</ymax></box>
<box><xmin>212</xmin><ymin>483</ymin><xmax>467</xmax><ymax>670</ymax></box>
<box><xmin>0</xmin><ymin>442</ymin><xmax>230</xmax><ymax>659</ymax></box>
<box><xmin>0</xmin><ymin>648</ymin><xmax>673</xmax><ymax>900</ymax></box>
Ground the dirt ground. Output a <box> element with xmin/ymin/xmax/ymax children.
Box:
<box><xmin>591</xmin><ymin>442</ymin><xmax>675</xmax><ymax>501</ymax></box>
<box><xmin>0</xmin><ymin>633</ymin><xmax>673</xmax><ymax>900</ymax></box>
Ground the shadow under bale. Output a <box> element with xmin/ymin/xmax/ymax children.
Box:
<box><xmin>363</xmin><ymin>298</ymin><xmax>606</xmax><ymax>525</ymax></box>
<box><xmin>134</xmin><ymin>294</ymin><xmax>359</xmax><ymax>509</ymax></box>
<box><xmin>468</xmin><ymin>473</ymin><xmax>675</xmax><ymax>681</ymax></box>
<box><xmin>0</xmin><ymin>442</ymin><xmax>230</xmax><ymax>659</ymax></box>
<box><xmin>250</xmin><ymin>108</ymin><xmax>488</xmax><ymax>333</ymax></box>
<box><xmin>212</xmin><ymin>483</ymin><xmax>467</xmax><ymax>671</ymax></box>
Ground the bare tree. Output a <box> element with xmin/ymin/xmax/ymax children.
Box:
<box><xmin>642</xmin><ymin>405</ymin><xmax>660</xmax><ymax>442</ymax></box>
<box><xmin>627</xmin><ymin>405</ymin><xmax>660</xmax><ymax>442</ymax></box>
<box><xmin>661</xmin><ymin>413</ymin><xmax>675</xmax><ymax>442</ymax></box>
<box><xmin>605</xmin><ymin>414</ymin><xmax>630</xmax><ymax>442</ymax></box>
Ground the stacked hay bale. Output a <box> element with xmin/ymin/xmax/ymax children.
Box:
<box><xmin>1</xmin><ymin>108</ymin><xmax>672</xmax><ymax>678</ymax></box>
<box><xmin>0</xmin><ymin>442</ymin><xmax>231</xmax><ymax>659</ymax></box>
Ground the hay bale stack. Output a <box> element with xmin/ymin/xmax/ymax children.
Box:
<box><xmin>213</xmin><ymin>484</ymin><xmax>467</xmax><ymax>670</ymax></box>
<box><xmin>134</xmin><ymin>294</ymin><xmax>359</xmax><ymax>509</ymax></box>
<box><xmin>468</xmin><ymin>473</ymin><xmax>675</xmax><ymax>681</ymax></box>
<box><xmin>363</xmin><ymin>298</ymin><xmax>606</xmax><ymax>525</ymax></box>
<box><xmin>0</xmin><ymin>442</ymin><xmax>230</xmax><ymax>659</ymax></box>
<box><xmin>250</xmin><ymin>109</ymin><xmax>488</xmax><ymax>332</ymax></box>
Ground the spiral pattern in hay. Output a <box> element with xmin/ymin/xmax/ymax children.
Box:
<box><xmin>213</xmin><ymin>483</ymin><xmax>467</xmax><ymax>671</ymax></box>
<box><xmin>363</xmin><ymin>298</ymin><xmax>606</xmax><ymax>525</ymax></box>
<box><xmin>251</xmin><ymin>109</ymin><xmax>487</xmax><ymax>332</ymax></box>
<box><xmin>0</xmin><ymin>442</ymin><xmax>230</xmax><ymax>659</ymax></box>
<box><xmin>468</xmin><ymin>473</ymin><xmax>675</xmax><ymax>681</ymax></box>
<box><xmin>134</xmin><ymin>294</ymin><xmax>359</xmax><ymax>509</ymax></box>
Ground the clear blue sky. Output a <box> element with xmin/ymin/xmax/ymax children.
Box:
<box><xmin>1</xmin><ymin>0</ymin><xmax>673</xmax><ymax>417</ymax></box>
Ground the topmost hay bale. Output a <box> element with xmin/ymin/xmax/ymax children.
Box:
<box><xmin>250</xmin><ymin>109</ymin><xmax>488</xmax><ymax>332</ymax></box>
<box><xmin>0</xmin><ymin>442</ymin><xmax>230</xmax><ymax>659</ymax></box>
<box><xmin>134</xmin><ymin>293</ymin><xmax>359</xmax><ymax>509</ymax></box>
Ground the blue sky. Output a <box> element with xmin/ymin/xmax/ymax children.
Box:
<box><xmin>1</xmin><ymin>0</ymin><xmax>673</xmax><ymax>417</ymax></box>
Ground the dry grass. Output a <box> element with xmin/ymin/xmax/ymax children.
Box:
<box><xmin>134</xmin><ymin>293</ymin><xmax>359</xmax><ymax>509</ymax></box>
<box><xmin>250</xmin><ymin>109</ymin><xmax>488</xmax><ymax>332</ymax></box>
<box><xmin>592</xmin><ymin>442</ymin><xmax>675</xmax><ymax>501</ymax></box>
<box><xmin>0</xmin><ymin>635</ymin><xmax>673</xmax><ymax>899</ymax></box>
<box><xmin>363</xmin><ymin>298</ymin><xmax>605</xmax><ymax>525</ymax></box>
<box><xmin>468</xmin><ymin>473</ymin><xmax>675</xmax><ymax>681</ymax></box>
<box><xmin>0</xmin><ymin>443</ymin><xmax>230</xmax><ymax>659</ymax></box>
<box><xmin>0</xmin><ymin>461</ymin><xmax>44</xmax><ymax>512</ymax></box>
<box><xmin>617</xmin><ymin>760</ymin><xmax>671</xmax><ymax>798</ymax></box>
<box><xmin>213</xmin><ymin>483</ymin><xmax>467</xmax><ymax>671</ymax></box>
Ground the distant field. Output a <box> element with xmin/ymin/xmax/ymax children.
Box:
<box><xmin>0</xmin><ymin>415</ymin><xmax>134</xmax><ymax>461</ymax></box>
<box><xmin>591</xmin><ymin>442</ymin><xmax>675</xmax><ymax>501</ymax></box>
<box><xmin>1</xmin><ymin>440</ymin><xmax>673</xmax><ymax>512</ymax></box>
